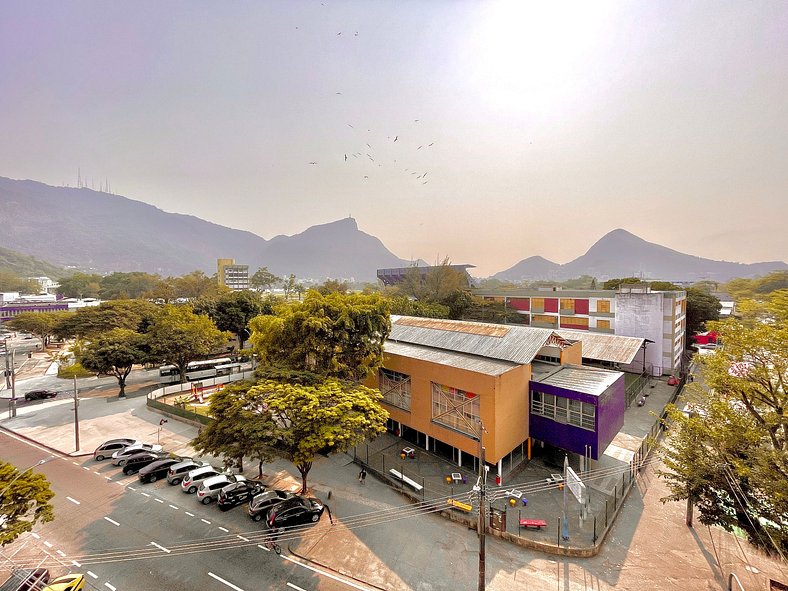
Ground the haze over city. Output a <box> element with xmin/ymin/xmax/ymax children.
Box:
<box><xmin>1</xmin><ymin>1</ymin><xmax>786</xmax><ymax>276</ymax></box>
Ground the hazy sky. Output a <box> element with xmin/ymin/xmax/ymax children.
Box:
<box><xmin>1</xmin><ymin>1</ymin><xmax>786</xmax><ymax>276</ymax></box>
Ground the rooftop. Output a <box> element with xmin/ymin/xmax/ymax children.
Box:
<box><xmin>531</xmin><ymin>363</ymin><xmax>623</xmax><ymax>396</ymax></box>
<box><xmin>554</xmin><ymin>329</ymin><xmax>645</xmax><ymax>364</ymax></box>
<box><xmin>384</xmin><ymin>341</ymin><xmax>519</xmax><ymax>376</ymax></box>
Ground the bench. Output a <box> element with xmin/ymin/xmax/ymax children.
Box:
<box><xmin>389</xmin><ymin>469</ymin><xmax>423</xmax><ymax>492</ymax></box>
<box><xmin>447</xmin><ymin>498</ymin><xmax>473</xmax><ymax>512</ymax></box>
<box><xmin>519</xmin><ymin>519</ymin><xmax>548</xmax><ymax>530</ymax></box>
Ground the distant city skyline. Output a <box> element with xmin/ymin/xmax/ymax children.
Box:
<box><xmin>1</xmin><ymin>1</ymin><xmax>786</xmax><ymax>276</ymax></box>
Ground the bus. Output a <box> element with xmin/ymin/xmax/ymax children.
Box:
<box><xmin>158</xmin><ymin>357</ymin><xmax>241</xmax><ymax>384</ymax></box>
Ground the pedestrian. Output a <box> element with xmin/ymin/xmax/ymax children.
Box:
<box><xmin>358</xmin><ymin>467</ymin><xmax>367</xmax><ymax>485</ymax></box>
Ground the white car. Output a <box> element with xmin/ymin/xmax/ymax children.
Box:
<box><xmin>181</xmin><ymin>466</ymin><xmax>225</xmax><ymax>494</ymax></box>
<box><xmin>111</xmin><ymin>443</ymin><xmax>163</xmax><ymax>466</ymax></box>
<box><xmin>196</xmin><ymin>474</ymin><xmax>247</xmax><ymax>505</ymax></box>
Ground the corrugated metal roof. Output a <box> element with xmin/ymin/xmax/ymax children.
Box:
<box><xmin>384</xmin><ymin>341</ymin><xmax>520</xmax><ymax>376</ymax></box>
<box><xmin>554</xmin><ymin>329</ymin><xmax>644</xmax><ymax>364</ymax></box>
<box><xmin>390</xmin><ymin>316</ymin><xmax>564</xmax><ymax>365</ymax></box>
<box><xmin>533</xmin><ymin>363</ymin><xmax>623</xmax><ymax>396</ymax></box>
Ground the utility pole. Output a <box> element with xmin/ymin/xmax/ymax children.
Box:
<box><xmin>562</xmin><ymin>455</ymin><xmax>569</xmax><ymax>541</ymax></box>
<box><xmin>478</xmin><ymin>443</ymin><xmax>487</xmax><ymax>591</ymax></box>
<box><xmin>73</xmin><ymin>376</ymin><xmax>80</xmax><ymax>452</ymax></box>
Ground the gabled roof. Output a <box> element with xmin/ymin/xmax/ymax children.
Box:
<box><xmin>389</xmin><ymin>316</ymin><xmax>571</xmax><ymax>365</ymax></box>
<box><xmin>384</xmin><ymin>341</ymin><xmax>519</xmax><ymax>376</ymax></box>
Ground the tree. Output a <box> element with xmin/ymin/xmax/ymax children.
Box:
<box><xmin>314</xmin><ymin>279</ymin><xmax>349</xmax><ymax>295</ymax></box>
<box><xmin>98</xmin><ymin>272</ymin><xmax>161</xmax><ymax>300</ymax></box>
<box><xmin>192</xmin><ymin>382</ymin><xmax>277</xmax><ymax>476</ymax></box>
<box><xmin>602</xmin><ymin>277</ymin><xmax>643</xmax><ymax>290</ymax></box>
<box><xmin>56</xmin><ymin>272</ymin><xmax>102</xmax><ymax>298</ymax></box>
<box><xmin>210</xmin><ymin>291</ymin><xmax>273</xmax><ymax>349</ymax></box>
<box><xmin>0</xmin><ymin>460</ymin><xmax>55</xmax><ymax>546</ymax></box>
<box><xmin>659</xmin><ymin>290</ymin><xmax>788</xmax><ymax>554</ymax></box>
<box><xmin>5</xmin><ymin>311</ymin><xmax>73</xmax><ymax>348</ymax></box>
<box><xmin>685</xmin><ymin>287</ymin><xmax>721</xmax><ymax>340</ymax></box>
<box><xmin>171</xmin><ymin>271</ymin><xmax>226</xmax><ymax>299</ymax></box>
<box><xmin>0</xmin><ymin>272</ymin><xmax>40</xmax><ymax>294</ymax></box>
<box><xmin>147</xmin><ymin>305</ymin><xmax>230</xmax><ymax>383</ymax></box>
<box><xmin>78</xmin><ymin>328</ymin><xmax>148</xmax><ymax>398</ymax></box>
<box><xmin>250</xmin><ymin>267</ymin><xmax>280</xmax><ymax>292</ymax></box>
<box><xmin>388</xmin><ymin>295</ymin><xmax>450</xmax><ymax>318</ymax></box>
<box><xmin>249</xmin><ymin>291</ymin><xmax>391</xmax><ymax>382</ymax></box>
<box><xmin>56</xmin><ymin>300</ymin><xmax>160</xmax><ymax>339</ymax></box>
<box><xmin>281</xmin><ymin>274</ymin><xmax>298</xmax><ymax>299</ymax></box>
<box><xmin>247</xmin><ymin>377</ymin><xmax>388</xmax><ymax>493</ymax></box>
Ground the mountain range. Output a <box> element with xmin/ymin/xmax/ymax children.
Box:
<box><xmin>1</xmin><ymin>176</ymin><xmax>785</xmax><ymax>282</ymax></box>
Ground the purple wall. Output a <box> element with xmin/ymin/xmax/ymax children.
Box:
<box><xmin>528</xmin><ymin>374</ymin><xmax>625</xmax><ymax>460</ymax></box>
<box><xmin>0</xmin><ymin>303</ymin><xmax>69</xmax><ymax>322</ymax></box>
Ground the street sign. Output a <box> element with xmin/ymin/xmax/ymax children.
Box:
<box><xmin>566</xmin><ymin>466</ymin><xmax>586</xmax><ymax>504</ymax></box>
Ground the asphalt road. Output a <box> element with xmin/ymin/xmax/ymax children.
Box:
<box><xmin>0</xmin><ymin>432</ymin><xmax>382</xmax><ymax>591</ymax></box>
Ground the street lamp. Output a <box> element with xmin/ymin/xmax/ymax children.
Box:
<box><xmin>0</xmin><ymin>456</ymin><xmax>56</xmax><ymax>500</ymax></box>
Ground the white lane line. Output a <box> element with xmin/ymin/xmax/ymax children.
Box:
<box><xmin>105</xmin><ymin>476</ymin><xmax>112</xmax><ymax>481</ymax></box>
<box><xmin>201</xmin><ymin>518</ymin><xmax>211</xmax><ymax>524</ymax></box>
<box><xmin>87</xmin><ymin>571</ymin><xmax>98</xmax><ymax>579</ymax></box>
<box><xmin>184</xmin><ymin>511</ymin><xmax>194</xmax><ymax>517</ymax></box>
<box><xmin>154</xmin><ymin>498</ymin><xmax>164</xmax><ymax>503</ymax></box>
<box><xmin>31</xmin><ymin>533</ymin><xmax>40</xmax><ymax>539</ymax></box>
<box><xmin>236</xmin><ymin>535</ymin><xmax>249</xmax><ymax>542</ymax></box>
<box><xmin>56</xmin><ymin>550</ymin><xmax>66</xmax><ymax>557</ymax></box>
<box><xmin>287</xmin><ymin>583</ymin><xmax>307</xmax><ymax>591</ymax></box>
<box><xmin>115</xmin><ymin>481</ymin><xmax>124</xmax><ymax>486</ymax></box>
<box><xmin>104</xmin><ymin>516</ymin><xmax>120</xmax><ymax>527</ymax></box>
<box><xmin>43</xmin><ymin>541</ymin><xmax>53</xmax><ymax>548</ymax></box>
<box><xmin>82</xmin><ymin>466</ymin><xmax>91</xmax><ymax>471</ymax></box>
<box><xmin>283</xmin><ymin>555</ymin><xmax>375</xmax><ymax>591</ymax></box>
<box><xmin>105</xmin><ymin>583</ymin><xmax>116</xmax><ymax>591</ymax></box>
<box><xmin>72</xmin><ymin>561</ymin><xmax>82</xmax><ymax>567</ymax></box>
<box><xmin>140</xmin><ymin>492</ymin><xmax>150</xmax><ymax>498</ymax></box>
<box><xmin>94</xmin><ymin>471</ymin><xmax>101</xmax><ymax>475</ymax></box>
<box><xmin>66</xmin><ymin>496</ymin><xmax>81</xmax><ymax>505</ymax></box>
<box><xmin>258</xmin><ymin>544</ymin><xmax>270</xmax><ymax>552</ymax></box>
<box><xmin>150</xmin><ymin>541</ymin><xmax>171</xmax><ymax>554</ymax></box>
<box><xmin>127</xmin><ymin>486</ymin><xmax>136</xmax><ymax>491</ymax></box>
<box><xmin>208</xmin><ymin>572</ymin><xmax>245</xmax><ymax>591</ymax></box>
<box><xmin>218</xmin><ymin>526</ymin><xmax>229</xmax><ymax>532</ymax></box>
<box><xmin>168</xmin><ymin>504</ymin><xmax>178</xmax><ymax>510</ymax></box>
<box><xmin>72</xmin><ymin>461</ymin><xmax>79</xmax><ymax>465</ymax></box>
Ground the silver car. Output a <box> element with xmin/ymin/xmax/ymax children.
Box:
<box><xmin>181</xmin><ymin>465</ymin><xmax>224</xmax><ymax>494</ymax></box>
<box><xmin>196</xmin><ymin>474</ymin><xmax>247</xmax><ymax>505</ymax></box>
<box><xmin>111</xmin><ymin>443</ymin><xmax>163</xmax><ymax>466</ymax></box>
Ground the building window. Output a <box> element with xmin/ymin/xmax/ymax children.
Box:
<box><xmin>596</xmin><ymin>300</ymin><xmax>611</xmax><ymax>313</ymax></box>
<box><xmin>560</xmin><ymin>317</ymin><xmax>588</xmax><ymax>329</ymax></box>
<box><xmin>431</xmin><ymin>382</ymin><xmax>480</xmax><ymax>437</ymax></box>
<box><xmin>532</xmin><ymin>297</ymin><xmax>544</xmax><ymax>312</ymax></box>
<box><xmin>532</xmin><ymin>314</ymin><xmax>558</xmax><ymax>326</ymax></box>
<box><xmin>531</xmin><ymin>391</ymin><xmax>595</xmax><ymax>431</ymax></box>
<box><xmin>535</xmin><ymin>354</ymin><xmax>560</xmax><ymax>363</ymax></box>
<box><xmin>379</xmin><ymin>368</ymin><xmax>411</xmax><ymax>411</ymax></box>
<box><xmin>560</xmin><ymin>298</ymin><xmax>575</xmax><ymax>313</ymax></box>
<box><xmin>597</xmin><ymin>319</ymin><xmax>611</xmax><ymax>329</ymax></box>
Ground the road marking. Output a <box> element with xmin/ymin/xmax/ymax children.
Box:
<box><xmin>56</xmin><ymin>550</ymin><xmax>66</xmax><ymax>557</ymax></box>
<box><xmin>184</xmin><ymin>511</ymin><xmax>194</xmax><ymax>517</ymax></box>
<box><xmin>94</xmin><ymin>471</ymin><xmax>101</xmax><ymax>475</ymax></box>
<box><xmin>168</xmin><ymin>504</ymin><xmax>178</xmax><ymax>510</ymax></box>
<box><xmin>287</xmin><ymin>583</ymin><xmax>307</xmax><ymax>591</ymax></box>
<box><xmin>150</xmin><ymin>541</ymin><xmax>171</xmax><ymax>554</ymax></box>
<box><xmin>87</xmin><ymin>571</ymin><xmax>98</xmax><ymax>579</ymax></box>
<box><xmin>283</xmin><ymin>555</ymin><xmax>375</xmax><ymax>591</ymax></box>
<box><xmin>127</xmin><ymin>486</ymin><xmax>136</xmax><ymax>491</ymax></box>
<box><xmin>208</xmin><ymin>572</ymin><xmax>245</xmax><ymax>591</ymax></box>
<box><xmin>115</xmin><ymin>481</ymin><xmax>124</xmax><ymax>486</ymax></box>
<box><xmin>43</xmin><ymin>541</ymin><xmax>53</xmax><ymax>548</ymax></box>
<box><xmin>104</xmin><ymin>516</ymin><xmax>120</xmax><ymax>526</ymax></box>
<box><xmin>72</xmin><ymin>461</ymin><xmax>79</xmax><ymax>465</ymax></box>
<box><xmin>140</xmin><ymin>492</ymin><xmax>150</xmax><ymax>497</ymax></box>
<box><xmin>105</xmin><ymin>476</ymin><xmax>112</xmax><ymax>481</ymax></box>
<box><xmin>218</xmin><ymin>526</ymin><xmax>229</xmax><ymax>532</ymax></box>
<box><xmin>31</xmin><ymin>533</ymin><xmax>40</xmax><ymax>539</ymax></box>
<box><xmin>105</xmin><ymin>583</ymin><xmax>116</xmax><ymax>591</ymax></box>
<box><xmin>258</xmin><ymin>544</ymin><xmax>270</xmax><ymax>552</ymax></box>
<box><xmin>155</xmin><ymin>498</ymin><xmax>164</xmax><ymax>503</ymax></box>
<box><xmin>66</xmin><ymin>496</ymin><xmax>80</xmax><ymax>505</ymax></box>
<box><xmin>236</xmin><ymin>535</ymin><xmax>249</xmax><ymax>542</ymax></box>
<box><xmin>72</xmin><ymin>560</ymin><xmax>81</xmax><ymax>567</ymax></box>
<box><xmin>83</xmin><ymin>466</ymin><xmax>91</xmax><ymax>471</ymax></box>
<box><xmin>201</xmin><ymin>518</ymin><xmax>211</xmax><ymax>524</ymax></box>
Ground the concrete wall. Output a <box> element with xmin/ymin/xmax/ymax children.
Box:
<box><xmin>560</xmin><ymin>341</ymin><xmax>583</xmax><ymax>365</ymax></box>
<box><xmin>615</xmin><ymin>292</ymin><xmax>665</xmax><ymax>375</ymax></box>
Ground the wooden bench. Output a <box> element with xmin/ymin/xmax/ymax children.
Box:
<box><xmin>519</xmin><ymin>519</ymin><xmax>548</xmax><ymax>530</ymax></box>
<box><xmin>389</xmin><ymin>469</ymin><xmax>423</xmax><ymax>492</ymax></box>
<box><xmin>447</xmin><ymin>498</ymin><xmax>472</xmax><ymax>512</ymax></box>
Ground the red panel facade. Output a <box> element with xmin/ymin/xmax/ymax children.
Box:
<box><xmin>544</xmin><ymin>298</ymin><xmax>558</xmax><ymax>313</ymax></box>
<box><xmin>574</xmin><ymin>299</ymin><xmax>589</xmax><ymax>314</ymax></box>
<box><xmin>560</xmin><ymin>320</ymin><xmax>589</xmax><ymax>330</ymax></box>
<box><xmin>508</xmin><ymin>298</ymin><xmax>530</xmax><ymax>311</ymax></box>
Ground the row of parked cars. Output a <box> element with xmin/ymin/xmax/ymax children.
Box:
<box><xmin>93</xmin><ymin>438</ymin><xmax>326</xmax><ymax>531</ymax></box>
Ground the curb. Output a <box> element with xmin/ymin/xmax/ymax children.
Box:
<box><xmin>287</xmin><ymin>545</ymin><xmax>389</xmax><ymax>591</ymax></box>
<box><xmin>0</xmin><ymin>424</ymin><xmax>94</xmax><ymax>457</ymax></box>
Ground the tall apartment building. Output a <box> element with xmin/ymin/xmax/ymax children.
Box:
<box><xmin>217</xmin><ymin>258</ymin><xmax>249</xmax><ymax>291</ymax></box>
<box><xmin>476</xmin><ymin>285</ymin><xmax>686</xmax><ymax>376</ymax></box>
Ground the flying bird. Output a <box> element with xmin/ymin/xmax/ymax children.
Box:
<box><xmin>308</xmin><ymin>162</ymin><xmax>317</xmax><ymax>165</ymax></box>
<box><xmin>363</xmin><ymin>175</ymin><xmax>369</xmax><ymax>179</ymax></box>
<box><xmin>344</xmin><ymin>154</ymin><xmax>347</xmax><ymax>161</ymax></box>
<box><xmin>394</xmin><ymin>136</ymin><xmax>398</xmax><ymax>142</ymax></box>
<box><xmin>422</xmin><ymin>181</ymin><xmax>428</xmax><ymax>185</ymax></box>
<box><xmin>366</xmin><ymin>143</ymin><xmax>372</xmax><ymax>149</ymax></box>
<box><xmin>347</xmin><ymin>124</ymin><xmax>354</xmax><ymax>128</ymax></box>
<box><xmin>337</xmin><ymin>32</ymin><xmax>342</xmax><ymax>36</ymax></box>
<box><xmin>417</xmin><ymin>145</ymin><xmax>423</xmax><ymax>150</ymax></box>
<box><xmin>428</xmin><ymin>142</ymin><xmax>434</xmax><ymax>146</ymax></box>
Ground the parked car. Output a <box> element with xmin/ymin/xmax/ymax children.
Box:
<box><xmin>138</xmin><ymin>458</ymin><xmax>185</xmax><ymax>484</ymax></box>
<box><xmin>121</xmin><ymin>451</ymin><xmax>170</xmax><ymax>475</ymax></box>
<box><xmin>248</xmin><ymin>490</ymin><xmax>296</xmax><ymax>522</ymax></box>
<box><xmin>23</xmin><ymin>390</ymin><xmax>57</xmax><ymax>401</ymax></box>
<box><xmin>181</xmin><ymin>466</ymin><xmax>224</xmax><ymax>494</ymax></box>
<box><xmin>196</xmin><ymin>474</ymin><xmax>247</xmax><ymax>505</ymax></box>
<box><xmin>266</xmin><ymin>497</ymin><xmax>325</xmax><ymax>530</ymax></box>
<box><xmin>166</xmin><ymin>459</ymin><xmax>209</xmax><ymax>485</ymax></box>
<box><xmin>93</xmin><ymin>438</ymin><xmax>139</xmax><ymax>461</ymax></box>
<box><xmin>0</xmin><ymin>568</ymin><xmax>49</xmax><ymax>591</ymax></box>
<box><xmin>111</xmin><ymin>444</ymin><xmax>162</xmax><ymax>466</ymax></box>
<box><xmin>41</xmin><ymin>574</ymin><xmax>85</xmax><ymax>591</ymax></box>
<box><xmin>217</xmin><ymin>480</ymin><xmax>267</xmax><ymax>510</ymax></box>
